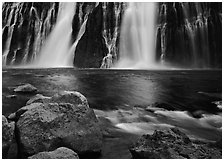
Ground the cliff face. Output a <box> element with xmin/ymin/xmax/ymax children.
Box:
<box><xmin>2</xmin><ymin>2</ymin><xmax>222</xmax><ymax>68</ymax></box>
<box><xmin>73</xmin><ymin>2</ymin><xmax>125</xmax><ymax>68</ymax></box>
<box><xmin>156</xmin><ymin>2</ymin><xmax>222</xmax><ymax>68</ymax></box>
<box><xmin>2</xmin><ymin>2</ymin><xmax>59</xmax><ymax>65</ymax></box>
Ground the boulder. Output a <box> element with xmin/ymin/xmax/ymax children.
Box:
<box><xmin>50</xmin><ymin>91</ymin><xmax>89</xmax><ymax>107</ymax></box>
<box><xmin>8</xmin><ymin>103</ymin><xmax>43</xmax><ymax>121</ymax></box>
<box><xmin>26</xmin><ymin>94</ymin><xmax>51</xmax><ymax>105</ymax></box>
<box><xmin>16</xmin><ymin>95</ymin><xmax>102</xmax><ymax>157</ymax></box>
<box><xmin>11</xmin><ymin>91</ymin><xmax>91</xmax><ymax>121</ymax></box>
<box><xmin>2</xmin><ymin>115</ymin><xmax>15</xmax><ymax>158</ymax></box>
<box><xmin>130</xmin><ymin>128</ymin><xmax>221</xmax><ymax>159</ymax></box>
<box><xmin>28</xmin><ymin>147</ymin><xmax>79</xmax><ymax>159</ymax></box>
<box><xmin>14</xmin><ymin>83</ymin><xmax>37</xmax><ymax>93</ymax></box>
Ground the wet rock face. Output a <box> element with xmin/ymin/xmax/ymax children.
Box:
<box><xmin>74</xmin><ymin>3</ymin><xmax>106</xmax><ymax>68</ymax></box>
<box><xmin>16</xmin><ymin>91</ymin><xmax>103</xmax><ymax>158</ymax></box>
<box><xmin>156</xmin><ymin>2</ymin><xmax>222</xmax><ymax>68</ymax></box>
<box><xmin>130</xmin><ymin>128</ymin><xmax>222</xmax><ymax>159</ymax></box>
<box><xmin>2</xmin><ymin>2</ymin><xmax>125</xmax><ymax>68</ymax></box>
<box><xmin>2</xmin><ymin>2</ymin><xmax>59</xmax><ymax>65</ymax></box>
<box><xmin>28</xmin><ymin>147</ymin><xmax>79</xmax><ymax>159</ymax></box>
<box><xmin>74</xmin><ymin>2</ymin><xmax>124</xmax><ymax>68</ymax></box>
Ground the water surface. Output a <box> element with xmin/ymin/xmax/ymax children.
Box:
<box><xmin>2</xmin><ymin>68</ymin><xmax>222</xmax><ymax>158</ymax></box>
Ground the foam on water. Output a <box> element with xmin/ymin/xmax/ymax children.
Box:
<box><xmin>94</xmin><ymin>104</ymin><xmax>222</xmax><ymax>141</ymax></box>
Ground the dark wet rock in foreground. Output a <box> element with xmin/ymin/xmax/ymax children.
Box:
<box><xmin>14</xmin><ymin>83</ymin><xmax>37</xmax><ymax>93</ymax></box>
<box><xmin>2</xmin><ymin>115</ymin><xmax>15</xmax><ymax>158</ymax></box>
<box><xmin>16</xmin><ymin>91</ymin><xmax>103</xmax><ymax>158</ymax></box>
<box><xmin>130</xmin><ymin>128</ymin><xmax>222</xmax><ymax>159</ymax></box>
<box><xmin>28</xmin><ymin>147</ymin><xmax>79</xmax><ymax>159</ymax></box>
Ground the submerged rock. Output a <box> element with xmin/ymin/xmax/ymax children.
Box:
<box><xmin>14</xmin><ymin>83</ymin><xmax>37</xmax><ymax>93</ymax></box>
<box><xmin>6</xmin><ymin>95</ymin><xmax>17</xmax><ymax>99</ymax></box>
<box><xmin>26</xmin><ymin>94</ymin><xmax>51</xmax><ymax>105</ymax></box>
<box><xmin>16</xmin><ymin>91</ymin><xmax>102</xmax><ymax>157</ymax></box>
<box><xmin>7</xmin><ymin>113</ymin><xmax>16</xmax><ymax>121</ymax></box>
<box><xmin>28</xmin><ymin>147</ymin><xmax>79</xmax><ymax>159</ymax></box>
<box><xmin>212</xmin><ymin>101</ymin><xmax>222</xmax><ymax>110</ymax></box>
<box><xmin>146</xmin><ymin>102</ymin><xmax>175</xmax><ymax>112</ymax></box>
<box><xmin>145</xmin><ymin>106</ymin><xmax>166</xmax><ymax>113</ymax></box>
<box><xmin>130</xmin><ymin>128</ymin><xmax>221</xmax><ymax>159</ymax></box>
<box><xmin>2</xmin><ymin>115</ymin><xmax>15</xmax><ymax>158</ymax></box>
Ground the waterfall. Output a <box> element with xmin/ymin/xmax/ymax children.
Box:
<box><xmin>34</xmin><ymin>2</ymin><xmax>76</xmax><ymax>67</ymax></box>
<box><xmin>2</xmin><ymin>2</ymin><xmax>222</xmax><ymax>68</ymax></box>
<box><xmin>115</xmin><ymin>2</ymin><xmax>157</xmax><ymax>69</ymax></box>
<box><xmin>181</xmin><ymin>3</ymin><xmax>210</xmax><ymax>67</ymax></box>
<box><xmin>2</xmin><ymin>3</ymin><xmax>58</xmax><ymax>66</ymax></box>
<box><xmin>2</xmin><ymin>3</ymin><xmax>20</xmax><ymax>66</ymax></box>
<box><xmin>100</xmin><ymin>2</ymin><xmax>122</xmax><ymax>69</ymax></box>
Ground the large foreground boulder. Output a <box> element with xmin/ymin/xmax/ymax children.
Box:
<box><xmin>16</xmin><ymin>91</ymin><xmax>103</xmax><ymax>158</ymax></box>
<box><xmin>130</xmin><ymin>128</ymin><xmax>221</xmax><ymax>159</ymax></box>
<box><xmin>28</xmin><ymin>147</ymin><xmax>79</xmax><ymax>159</ymax></box>
<box><xmin>2</xmin><ymin>115</ymin><xmax>15</xmax><ymax>158</ymax></box>
<box><xmin>50</xmin><ymin>91</ymin><xmax>89</xmax><ymax>107</ymax></box>
<box><xmin>14</xmin><ymin>83</ymin><xmax>37</xmax><ymax>93</ymax></box>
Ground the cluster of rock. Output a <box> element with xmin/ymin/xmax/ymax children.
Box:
<box><xmin>3</xmin><ymin>83</ymin><xmax>222</xmax><ymax>159</ymax></box>
<box><xmin>3</xmin><ymin>84</ymin><xmax>103</xmax><ymax>159</ymax></box>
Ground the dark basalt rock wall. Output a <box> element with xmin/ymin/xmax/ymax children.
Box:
<box><xmin>73</xmin><ymin>3</ymin><xmax>107</xmax><ymax>68</ymax></box>
<box><xmin>156</xmin><ymin>2</ymin><xmax>222</xmax><ymax>68</ymax></box>
<box><xmin>73</xmin><ymin>2</ymin><xmax>125</xmax><ymax>68</ymax></box>
<box><xmin>2</xmin><ymin>2</ymin><xmax>222</xmax><ymax>68</ymax></box>
<box><xmin>2</xmin><ymin>2</ymin><xmax>59</xmax><ymax>65</ymax></box>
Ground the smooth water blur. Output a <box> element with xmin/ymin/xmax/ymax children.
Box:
<box><xmin>34</xmin><ymin>3</ymin><xmax>76</xmax><ymax>67</ymax></box>
<box><xmin>116</xmin><ymin>2</ymin><xmax>157</xmax><ymax>68</ymax></box>
<box><xmin>2</xmin><ymin>68</ymin><xmax>222</xmax><ymax>158</ymax></box>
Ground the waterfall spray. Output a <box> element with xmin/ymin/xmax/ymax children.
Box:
<box><xmin>34</xmin><ymin>2</ymin><xmax>76</xmax><ymax>67</ymax></box>
<box><xmin>115</xmin><ymin>2</ymin><xmax>157</xmax><ymax>69</ymax></box>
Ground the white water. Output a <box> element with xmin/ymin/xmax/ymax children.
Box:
<box><xmin>34</xmin><ymin>3</ymin><xmax>76</xmax><ymax>67</ymax></box>
<box><xmin>115</xmin><ymin>3</ymin><xmax>157</xmax><ymax>69</ymax></box>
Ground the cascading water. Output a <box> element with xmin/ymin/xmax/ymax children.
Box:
<box><xmin>100</xmin><ymin>2</ymin><xmax>122</xmax><ymax>69</ymax></box>
<box><xmin>155</xmin><ymin>2</ymin><xmax>221</xmax><ymax>68</ymax></box>
<box><xmin>2</xmin><ymin>2</ymin><xmax>222</xmax><ymax>68</ymax></box>
<box><xmin>115</xmin><ymin>2</ymin><xmax>157</xmax><ymax>69</ymax></box>
<box><xmin>34</xmin><ymin>2</ymin><xmax>76</xmax><ymax>67</ymax></box>
<box><xmin>2</xmin><ymin>3</ymin><xmax>58</xmax><ymax>66</ymax></box>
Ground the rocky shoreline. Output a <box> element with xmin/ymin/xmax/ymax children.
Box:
<box><xmin>2</xmin><ymin>84</ymin><xmax>222</xmax><ymax>159</ymax></box>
